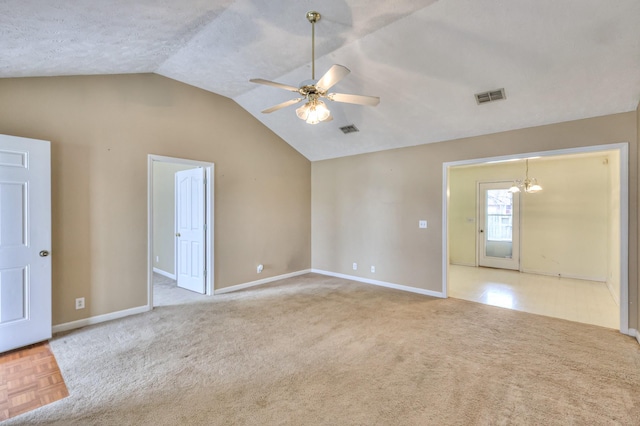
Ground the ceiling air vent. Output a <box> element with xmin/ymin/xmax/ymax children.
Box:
<box><xmin>475</xmin><ymin>88</ymin><xmax>506</xmax><ymax>105</ymax></box>
<box><xmin>339</xmin><ymin>124</ymin><xmax>359</xmax><ymax>134</ymax></box>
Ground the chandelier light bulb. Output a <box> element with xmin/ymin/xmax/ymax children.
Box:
<box><xmin>528</xmin><ymin>181</ymin><xmax>542</xmax><ymax>192</ymax></box>
<box><xmin>314</xmin><ymin>100</ymin><xmax>331</xmax><ymax>122</ymax></box>
<box><xmin>306</xmin><ymin>106</ymin><xmax>321</xmax><ymax>124</ymax></box>
<box><xmin>296</xmin><ymin>103</ymin><xmax>310</xmax><ymax>120</ymax></box>
<box><xmin>509</xmin><ymin>159</ymin><xmax>543</xmax><ymax>194</ymax></box>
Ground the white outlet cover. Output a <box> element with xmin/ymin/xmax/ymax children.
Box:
<box><xmin>419</xmin><ymin>220</ymin><xmax>428</xmax><ymax>228</ymax></box>
<box><xmin>352</xmin><ymin>263</ymin><xmax>358</xmax><ymax>270</ymax></box>
<box><xmin>371</xmin><ymin>266</ymin><xmax>375</xmax><ymax>273</ymax></box>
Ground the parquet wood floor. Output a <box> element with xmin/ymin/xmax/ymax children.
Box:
<box><xmin>0</xmin><ymin>342</ymin><xmax>69</xmax><ymax>421</ymax></box>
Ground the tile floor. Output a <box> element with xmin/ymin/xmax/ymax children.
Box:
<box><xmin>448</xmin><ymin>264</ymin><xmax>619</xmax><ymax>329</ymax></box>
<box><xmin>0</xmin><ymin>343</ymin><xmax>68</xmax><ymax>421</ymax></box>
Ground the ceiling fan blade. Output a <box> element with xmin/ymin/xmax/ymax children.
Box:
<box><xmin>327</xmin><ymin>92</ymin><xmax>380</xmax><ymax>106</ymax></box>
<box><xmin>250</xmin><ymin>78</ymin><xmax>300</xmax><ymax>92</ymax></box>
<box><xmin>261</xmin><ymin>98</ymin><xmax>304</xmax><ymax>114</ymax></box>
<box><xmin>316</xmin><ymin>65</ymin><xmax>350</xmax><ymax>92</ymax></box>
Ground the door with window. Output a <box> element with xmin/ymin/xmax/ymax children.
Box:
<box><xmin>478</xmin><ymin>182</ymin><xmax>520</xmax><ymax>270</ymax></box>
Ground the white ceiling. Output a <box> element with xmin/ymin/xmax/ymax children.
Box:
<box><xmin>2</xmin><ymin>0</ymin><xmax>639</xmax><ymax>161</ymax></box>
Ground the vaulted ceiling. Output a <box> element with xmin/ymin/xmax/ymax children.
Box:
<box><xmin>2</xmin><ymin>1</ymin><xmax>639</xmax><ymax>160</ymax></box>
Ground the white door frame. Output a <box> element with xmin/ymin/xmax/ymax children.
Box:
<box><xmin>442</xmin><ymin>143</ymin><xmax>630</xmax><ymax>334</ymax></box>
<box><xmin>147</xmin><ymin>155</ymin><xmax>214</xmax><ymax>308</ymax></box>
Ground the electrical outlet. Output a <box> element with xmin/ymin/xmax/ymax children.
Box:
<box><xmin>75</xmin><ymin>297</ymin><xmax>85</xmax><ymax>310</ymax></box>
<box><xmin>156</xmin><ymin>256</ymin><xmax>159</xmax><ymax>263</ymax></box>
<box><xmin>371</xmin><ymin>266</ymin><xmax>375</xmax><ymax>273</ymax></box>
<box><xmin>352</xmin><ymin>263</ymin><xmax>358</xmax><ymax>270</ymax></box>
<box><xmin>419</xmin><ymin>220</ymin><xmax>428</xmax><ymax>228</ymax></box>
<box><xmin>257</xmin><ymin>264</ymin><xmax>264</xmax><ymax>273</ymax></box>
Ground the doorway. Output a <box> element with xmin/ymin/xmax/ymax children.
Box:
<box><xmin>478</xmin><ymin>182</ymin><xmax>520</xmax><ymax>270</ymax></box>
<box><xmin>147</xmin><ymin>155</ymin><xmax>214</xmax><ymax>308</ymax></box>
<box><xmin>442</xmin><ymin>143</ymin><xmax>629</xmax><ymax>334</ymax></box>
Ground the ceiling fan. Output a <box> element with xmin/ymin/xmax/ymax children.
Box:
<box><xmin>250</xmin><ymin>11</ymin><xmax>380</xmax><ymax>125</ymax></box>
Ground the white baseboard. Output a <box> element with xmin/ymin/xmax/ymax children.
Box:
<box><xmin>449</xmin><ymin>261</ymin><xmax>476</xmax><ymax>267</ymax></box>
<box><xmin>52</xmin><ymin>305</ymin><xmax>151</xmax><ymax>334</ymax></box>
<box><xmin>311</xmin><ymin>269</ymin><xmax>445</xmax><ymax>298</ymax></box>
<box><xmin>520</xmin><ymin>268</ymin><xmax>605</xmax><ymax>283</ymax></box>
<box><xmin>153</xmin><ymin>267</ymin><xmax>176</xmax><ymax>280</ymax></box>
<box><xmin>214</xmin><ymin>269</ymin><xmax>312</xmax><ymax>295</ymax></box>
<box><xmin>606</xmin><ymin>280</ymin><xmax>620</xmax><ymax>306</ymax></box>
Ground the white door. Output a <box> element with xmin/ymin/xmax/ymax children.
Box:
<box><xmin>0</xmin><ymin>135</ymin><xmax>51</xmax><ymax>353</ymax></box>
<box><xmin>175</xmin><ymin>168</ymin><xmax>205</xmax><ymax>294</ymax></box>
<box><xmin>478</xmin><ymin>182</ymin><xmax>520</xmax><ymax>270</ymax></box>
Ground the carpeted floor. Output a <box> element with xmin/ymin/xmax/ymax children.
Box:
<box><xmin>5</xmin><ymin>274</ymin><xmax>640</xmax><ymax>425</ymax></box>
<box><xmin>152</xmin><ymin>272</ymin><xmax>204</xmax><ymax>307</ymax></box>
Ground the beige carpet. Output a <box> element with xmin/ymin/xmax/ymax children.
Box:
<box><xmin>6</xmin><ymin>274</ymin><xmax>640</xmax><ymax>425</ymax></box>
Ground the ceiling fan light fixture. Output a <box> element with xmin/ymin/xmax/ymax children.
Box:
<box><xmin>312</xmin><ymin>100</ymin><xmax>331</xmax><ymax>122</ymax></box>
<box><xmin>250</xmin><ymin>11</ymin><xmax>379</xmax><ymax>124</ymax></box>
<box><xmin>296</xmin><ymin>103</ymin><xmax>310</xmax><ymax>120</ymax></box>
<box><xmin>296</xmin><ymin>99</ymin><xmax>331</xmax><ymax>124</ymax></box>
<box><xmin>306</xmin><ymin>111</ymin><xmax>321</xmax><ymax>125</ymax></box>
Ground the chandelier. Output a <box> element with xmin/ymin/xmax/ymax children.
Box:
<box><xmin>508</xmin><ymin>159</ymin><xmax>542</xmax><ymax>193</ymax></box>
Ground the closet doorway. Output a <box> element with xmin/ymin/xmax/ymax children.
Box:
<box><xmin>147</xmin><ymin>155</ymin><xmax>214</xmax><ymax>308</ymax></box>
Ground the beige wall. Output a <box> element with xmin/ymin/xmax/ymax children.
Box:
<box><xmin>312</xmin><ymin>112</ymin><xmax>638</xmax><ymax>330</ymax></box>
<box><xmin>153</xmin><ymin>162</ymin><xmax>195</xmax><ymax>276</ymax></box>
<box><xmin>449</xmin><ymin>154</ymin><xmax>614</xmax><ymax>282</ymax></box>
<box><xmin>0</xmin><ymin>74</ymin><xmax>311</xmax><ymax>326</ymax></box>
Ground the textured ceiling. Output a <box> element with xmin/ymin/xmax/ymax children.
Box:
<box><xmin>2</xmin><ymin>0</ymin><xmax>639</xmax><ymax>161</ymax></box>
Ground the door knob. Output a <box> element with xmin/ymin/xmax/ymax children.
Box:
<box><xmin>175</xmin><ymin>233</ymin><xmax>181</xmax><ymax>237</ymax></box>
<box><xmin>39</xmin><ymin>250</ymin><xmax>50</xmax><ymax>257</ymax></box>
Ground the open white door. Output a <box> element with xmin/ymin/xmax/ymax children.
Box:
<box><xmin>0</xmin><ymin>135</ymin><xmax>51</xmax><ymax>353</ymax></box>
<box><xmin>478</xmin><ymin>182</ymin><xmax>520</xmax><ymax>270</ymax></box>
<box><xmin>175</xmin><ymin>168</ymin><xmax>206</xmax><ymax>294</ymax></box>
